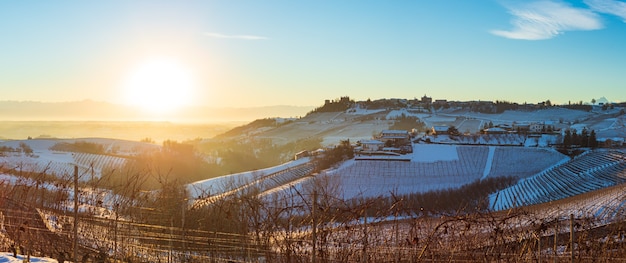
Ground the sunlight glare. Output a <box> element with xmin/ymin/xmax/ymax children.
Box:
<box><xmin>123</xmin><ymin>58</ymin><xmax>196</xmax><ymax>113</ymax></box>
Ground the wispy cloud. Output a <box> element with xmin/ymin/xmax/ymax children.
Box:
<box><xmin>203</xmin><ymin>32</ymin><xmax>269</xmax><ymax>40</ymax></box>
<box><xmin>492</xmin><ymin>0</ymin><xmax>603</xmax><ymax>40</ymax></box>
<box><xmin>585</xmin><ymin>0</ymin><xmax>626</xmax><ymax>22</ymax></box>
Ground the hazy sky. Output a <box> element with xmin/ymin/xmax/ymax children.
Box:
<box><xmin>1</xmin><ymin>0</ymin><xmax>625</xmax><ymax>109</ymax></box>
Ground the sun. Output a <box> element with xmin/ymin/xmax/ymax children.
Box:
<box><xmin>122</xmin><ymin>58</ymin><xmax>195</xmax><ymax>113</ymax></box>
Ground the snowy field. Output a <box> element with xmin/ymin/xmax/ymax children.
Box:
<box><xmin>186</xmin><ymin>157</ymin><xmax>311</xmax><ymax>200</ymax></box>
<box><xmin>0</xmin><ymin>138</ymin><xmax>157</xmax><ymax>154</ymax></box>
<box><xmin>0</xmin><ymin>253</ymin><xmax>56</xmax><ymax>263</ymax></box>
<box><xmin>0</xmin><ymin>139</ymin><xmax>131</xmax><ymax>180</ymax></box>
<box><xmin>247</xmin><ymin>105</ymin><xmax>624</xmax><ymax>149</ymax></box>
<box><xmin>410</xmin><ymin>144</ymin><xmax>459</xmax><ymax>162</ymax></box>
<box><xmin>441</xmin><ymin>107</ymin><xmax>594</xmax><ymax>123</ymax></box>
<box><xmin>384</xmin><ymin>109</ymin><xmax>430</xmax><ymax>119</ymax></box>
<box><xmin>530</xmin><ymin>183</ymin><xmax>626</xmax><ymax>223</ymax></box>
<box><xmin>489</xmin><ymin>149</ymin><xmax>626</xmax><ymax>211</ymax></box>
<box><xmin>0</xmin><ymin>138</ymin><xmax>164</xmax><ymax>184</ymax></box>
<box><xmin>1</xmin><ymin>106</ymin><xmax>625</xmax><ymax>261</ymax></box>
<box><xmin>268</xmin><ymin>144</ymin><xmax>567</xmax><ymax>200</ymax></box>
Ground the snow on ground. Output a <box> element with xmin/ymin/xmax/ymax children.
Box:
<box><xmin>328</xmin><ymin>145</ymin><xmax>486</xmax><ymax>199</ymax></box>
<box><xmin>260</xmin><ymin>111</ymin><xmax>392</xmax><ymax>146</ymax></box>
<box><xmin>427</xmin><ymin>133</ymin><xmax>561</xmax><ymax>147</ymax></box>
<box><xmin>274</xmin><ymin>144</ymin><xmax>563</xmax><ymax>200</ymax></box>
<box><xmin>0</xmin><ymin>171</ymin><xmax>120</xmax><ymax>219</ymax></box>
<box><xmin>0</xmin><ymin>139</ymin><xmax>130</xmax><ymax>180</ymax></box>
<box><xmin>449</xmin><ymin>108</ymin><xmax>594</xmax><ymax>123</ymax></box>
<box><xmin>456</xmin><ymin>119</ymin><xmax>483</xmax><ymax>134</ymax></box>
<box><xmin>384</xmin><ymin>109</ymin><xmax>429</xmax><ymax>120</ymax></box>
<box><xmin>0</xmin><ymin>173</ymin><xmax>35</xmax><ymax>185</ymax></box>
<box><xmin>186</xmin><ymin>157</ymin><xmax>310</xmax><ymax>199</ymax></box>
<box><xmin>589</xmin><ymin>118</ymin><xmax>617</xmax><ymax>132</ymax></box>
<box><xmin>421</xmin><ymin>115</ymin><xmax>456</xmax><ymax>126</ymax></box>
<box><xmin>346</xmin><ymin>107</ymin><xmax>386</xmax><ymax>115</ymax></box>
<box><xmin>481</xmin><ymin>146</ymin><xmax>495</xmax><ymax>180</ymax></box>
<box><xmin>595</xmin><ymin>116</ymin><xmax>626</xmax><ymax>140</ymax></box>
<box><xmin>0</xmin><ymin>252</ymin><xmax>56</xmax><ymax>263</ymax></box>
<box><xmin>0</xmin><ymin>138</ymin><xmax>157</xmax><ymax>156</ymax></box>
<box><xmin>524</xmin><ymin>134</ymin><xmax>561</xmax><ymax>147</ymax></box>
<box><xmin>486</xmin><ymin>147</ymin><xmax>568</xmax><ymax>178</ymax></box>
<box><xmin>411</xmin><ymin>144</ymin><xmax>458</xmax><ymax>162</ymax></box>
<box><xmin>320</xmin><ymin>121</ymin><xmax>389</xmax><ymax>146</ymax></box>
<box><xmin>258</xmin><ymin>106</ymin><xmax>623</xmax><ymax>150</ymax></box>
<box><xmin>488</xmin><ymin>150</ymin><xmax>626</xmax><ymax>211</ymax></box>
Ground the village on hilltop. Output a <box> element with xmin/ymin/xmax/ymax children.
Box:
<box><xmin>300</xmin><ymin>95</ymin><xmax>625</xmax><ymax>160</ymax></box>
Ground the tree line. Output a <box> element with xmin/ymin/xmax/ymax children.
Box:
<box><xmin>563</xmin><ymin>128</ymin><xmax>599</xmax><ymax>148</ymax></box>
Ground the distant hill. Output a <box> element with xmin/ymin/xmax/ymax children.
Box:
<box><xmin>0</xmin><ymin>100</ymin><xmax>313</xmax><ymax>122</ymax></box>
<box><xmin>216</xmin><ymin>97</ymin><xmax>625</xmax><ymax>147</ymax></box>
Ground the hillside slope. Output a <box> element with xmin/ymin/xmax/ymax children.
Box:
<box><xmin>215</xmin><ymin>102</ymin><xmax>624</xmax><ymax>147</ymax></box>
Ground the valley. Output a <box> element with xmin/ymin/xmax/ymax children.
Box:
<box><xmin>1</xmin><ymin>98</ymin><xmax>626</xmax><ymax>262</ymax></box>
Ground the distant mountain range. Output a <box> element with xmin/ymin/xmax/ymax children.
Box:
<box><xmin>0</xmin><ymin>100</ymin><xmax>314</xmax><ymax>122</ymax></box>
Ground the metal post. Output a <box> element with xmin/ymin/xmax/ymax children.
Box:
<box><xmin>182</xmin><ymin>204</ymin><xmax>186</xmax><ymax>262</ymax></box>
<box><xmin>312</xmin><ymin>190</ymin><xmax>317</xmax><ymax>263</ymax></box>
<box><xmin>570</xmin><ymin>213</ymin><xmax>575</xmax><ymax>263</ymax></box>
<box><xmin>73</xmin><ymin>165</ymin><xmax>79</xmax><ymax>263</ymax></box>
<box><xmin>169</xmin><ymin>217</ymin><xmax>173</xmax><ymax>263</ymax></box>
<box><xmin>114</xmin><ymin>204</ymin><xmax>118</xmax><ymax>262</ymax></box>
<box><xmin>538</xmin><ymin>233</ymin><xmax>541</xmax><ymax>263</ymax></box>
<box><xmin>395</xmin><ymin>211</ymin><xmax>400</xmax><ymax>263</ymax></box>
<box><xmin>363</xmin><ymin>210</ymin><xmax>368</xmax><ymax>263</ymax></box>
<box><xmin>554</xmin><ymin>221</ymin><xmax>558</xmax><ymax>263</ymax></box>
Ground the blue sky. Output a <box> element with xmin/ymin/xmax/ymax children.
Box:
<box><xmin>1</xmin><ymin>0</ymin><xmax>625</xmax><ymax>109</ymax></box>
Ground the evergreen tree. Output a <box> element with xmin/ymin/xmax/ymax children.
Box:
<box><xmin>571</xmin><ymin>129</ymin><xmax>580</xmax><ymax>146</ymax></box>
<box><xmin>581</xmin><ymin>128</ymin><xmax>589</xmax><ymax>147</ymax></box>
<box><xmin>563</xmin><ymin>129</ymin><xmax>572</xmax><ymax>148</ymax></box>
<box><xmin>589</xmin><ymin>130</ymin><xmax>598</xmax><ymax>148</ymax></box>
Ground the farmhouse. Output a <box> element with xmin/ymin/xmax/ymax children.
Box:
<box><xmin>379</xmin><ymin>130</ymin><xmax>410</xmax><ymax>143</ymax></box>
<box><xmin>360</xmin><ymin>140</ymin><xmax>385</xmax><ymax>152</ymax></box>
<box><xmin>513</xmin><ymin>123</ymin><xmax>530</xmax><ymax>132</ymax></box>
<box><xmin>529</xmin><ymin>122</ymin><xmax>556</xmax><ymax>133</ymax></box>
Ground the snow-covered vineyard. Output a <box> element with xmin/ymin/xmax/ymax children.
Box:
<box><xmin>490</xmin><ymin>150</ymin><xmax>626</xmax><ymax>211</ymax></box>
<box><xmin>189</xmin><ymin>160</ymin><xmax>315</xmax><ymax>208</ymax></box>
<box><xmin>0</xmin><ymin>139</ymin><xmax>136</xmax><ymax>181</ymax></box>
<box><xmin>3</xmin><ymin>134</ymin><xmax>626</xmax><ymax>261</ymax></box>
<box><xmin>300</xmin><ymin>144</ymin><xmax>568</xmax><ymax>200</ymax></box>
<box><xmin>0</xmin><ymin>152</ymin><xmax>126</xmax><ymax>180</ymax></box>
<box><xmin>4</xmin><ymin>138</ymin><xmax>621</xmax><ymax>212</ymax></box>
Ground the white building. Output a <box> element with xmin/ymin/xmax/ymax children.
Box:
<box><xmin>360</xmin><ymin>140</ymin><xmax>385</xmax><ymax>152</ymax></box>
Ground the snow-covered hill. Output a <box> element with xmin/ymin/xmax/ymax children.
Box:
<box><xmin>262</xmin><ymin>144</ymin><xmax>568</xmax><ymax>201</ymax></box>
<box><xmin>489</xmin><ymin>149</ymin><xmax>626</xmax><ymax>211</ymax></box>
<box><xmin>219</xmin><ymin>104</ymin><xmax>625</xmax><ymax>147</ymax></box>
<box><xmin>0</xmin><ymin>104</ymin><xmax>624</xmax><ymax>262</ymax></box>
<box><xmin>0</xmin><ymin>138</ymin><xmax>155</xmax><ymax>180</ymax></box>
